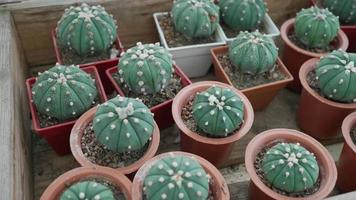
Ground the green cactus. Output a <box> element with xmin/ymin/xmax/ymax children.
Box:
<box><xmin>144</xmin><ymin>155</ymin><xmax>210</xmax><ymax>200</ymax></box>
<box><xmin>294</xmin><ymin>6</ymin><xmax>340</xmax><ymax>49</ymax></box>
<box><xmin>60</xmin><ymin>181</ymin><xmax>114</xmax><ymax>200</ymax></box>
<box><xmin>261</xmin><ymin>142</ymin><xmax>319</xmax><ymax>193</ymax></box>
<box><xmin>229</xmin><ymin>31</ymin><xmax>278</xmax><ymax>74</ymax></box>
<box><xmin>219</xmin><ymin>0</ymin><xmax>267</xmax><ymax>31</ymax></box>
<box><xmin>316</xmin><ymin>50</ymin><xmax>356</xmax><ymax>103</ymax></box>
<box><xmin>171</xmin><ymin>0</ymin><xmax>220</xmax><ymax>38</ymax></box>
<box><xmin>192</xmin><ymin>86</ymin><xmax>244</xmax><ymax>136</ymax></box>
<box><xmin>56</xmin><ymin>3</ymin><xmax>117</xmax><ymax>58</ymax></box>
<box><xmin>93</xmin><ymin>96</ymin><xmax>154</xmax><ymax>153</ymax></box>
<box><xmin>323</xmin><ymin>0</ymin><xmax>356</xmax><ymax>25</ymax></box>
<box><xmin>117</xmin><ymin>42</ymin><xmax>174</xmax><ymax>95</ymax></box>
<box><xmin>31</xmin><ymin>64</ymin><xmax>97</xmax><ymax>121</ymax></box>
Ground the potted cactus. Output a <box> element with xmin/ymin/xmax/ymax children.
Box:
<box><xmin>153</xmin><ymin>0</ymin><xmax>225</xmax><ymax>78</ymax></box>
<box><xmin>172</xmin><ymin>81</ymin><xmax>254</xmax><ymax>166</ymax></box>
<box><xmin>25</xmin><ymin>64</ymin><xmax>107</xmax><ymax>155</ymax></box>
<box><xmin>281</xmin><ymin>6</ymin><xmax>349</xmax><ymax>92</ymax></box>
<box><xmin>132</xmin><ymin>151</ymin><xmax>230</xmax><ymax>200</ymax></box>
<box><xmin>211</xmin><ymin>31</ymin><xmax>293</xmax><ymax>111</ymax></box>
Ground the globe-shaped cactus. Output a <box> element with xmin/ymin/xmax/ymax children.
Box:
<box><xmin>323</xmin><ymin>0</ymin><xmax>356</xmax><ymax>25</ymax></box>
<box><xmin>229</xmin><ymin>31</ymin><xmax>278</xmax><ymax>74</ymax></box>
<box><xmin>56</xmin><ymin>3</ymin><xmax>117</xmax><ymax>58</ymax></box>
<box><xmin>192</xmin><ymin>86</ymin><xmax>244</xmax><ymax>136</ymax></box>
<box><xmin>171</xmin><ymin>0</ymin><xmax>220</xmax><ymax>38</ymax></box>
<box><xmin>118</xmin><ymin>42</ymin><xmax>174</xmax><ymax>95</ymax></box>
<box><xmin>93</xmin><ymin>96</ymin><xmax>154</xmax><ymax>153</ymax></box>
<box><xmin>295</xmin><ymin>6</ymin><xmax>340</xmax><ymax>49</ymax></box>
<box><xmin>219</xmin><ymin>0</ymin><xmax>267</xmax><ymax>31</ymax></box>
<box><xmin>32</xmin><ymin>64</ymin><xmax>97</xmax><ymax>121</ymax></box>
<box><xmin>144</xmin><ymin>155</ymin><xmax>209</xmax><ymax>200</ymax></box>
<box><xmin>316</xmin><ymin>50</ymin><xmax>356</xmax><ymax>103</ymax></box>
<box><xmin>60</xmin><ymin>181</ymin><xmax>114</xmax><ymax>200</ymax></box>
<box><xmin>261</xmin><ymin>142</ymin><xmax>319</xmax><ymax>193</ymax></box>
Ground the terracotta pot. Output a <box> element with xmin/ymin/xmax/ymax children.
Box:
<box><xmin>172</xmin><ymin>81</ymin><xmax>254</xmax><ymax>167</ymax></box>
<box><xmin>40</xmin><ymin>166</ymin><xmax>132</xmax><ymax>200</ymax></box>
<box><xmin>211</xmin><ymin>46</ymin><xmax>294</xmax><ymax>111</ymax></box>
<box><xmin>281</xmin><ymin>18</ymin><xmax>349</xmax><ymax>93</ymax></box>
<box><xmin>298</xmin><ymin>58</ymin><xmax>356</xmax><ymax>139</ymax></box>
<box><xmin>245</xmin><ymin>128</ymin><xmax>337</xmax><ymax>200</ymax></box>
<box><xmin>131</xmin><ymin>151</ymin><xmax>230</xmax><ymax>200</ymax></box>
<box><xmin>26</xmin><ymin>66</ymin><xmax>108</xmax><ymax>155</ymax></box>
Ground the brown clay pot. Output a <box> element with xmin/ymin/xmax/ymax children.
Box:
<box><xmin>245</xmin><ymin>128</ymin><xmax>337</xmax><ymax>200</ymax></box>
<box><xmin>211</xmin><ymin>46</ymin><xmax>294</xmax><ymax>111</ymax></box>
<box><xmin>40</xmin><ymin>166</ymin><xmax>132</xmax><ymax>200</ymax></box>
<box><xmin>172</xmin><ymin>81</ymin><xmax>254</xmax><ymax>167</ymax></box>
<box><xmin>131</xmin><ymin>151</ymin><xmax>230</xmax><ymax>200</ymax></box>
<box><xmin>298</xmin><ymin>58</ymin><xmax>356</xmax><ymax>139</ymax></box>
<box><xmin>281</xmin><ymin>18</ymin><xmax>349</xmax><ymax>93</ymax></box>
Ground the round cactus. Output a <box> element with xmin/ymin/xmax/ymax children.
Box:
<box><xmin>261</xmin><ymin>142</ymin><xmax>319</xmax><ymax>193</ymax></box>
<box><xmin>93</xmin><ymin>96</ymin><xmax>154</xmax><ymax>153</ymax></box>
<box><xmin>219</xmin><ymin>0</ymin><xmax>267</xmax><ymax>31</ymax></box>
<box><xmin>229</xmin><ymin>31</ymin><xmax>278</xmax><ymax>74</ymax></box>
<box><xmin>323</xmin><ymin>0</ymin><xmax>356</xmax><ymax>25</ymax></box>
<box><xmin>118</xmin><ymin>42</ymin><xmax>174</xmax><ymax>95</ymax></box>
<box><xmin>294</xmin><ymin>6</ymin><xmax>340</xmax><ymax>49</ymax></box>
<box><xmin>32</xmin><ymin>64</ymin><xmax>97</xmax><ymax>121</ymax></box>
<box><xmin>315</xmin><ymin>50</ymin><xmax>356</xmax><ymax>103</ymax></box>
<box><xmin>56</xmin><ymin>3</ymin><xmax>117</xmax><ymax>58</ymax></box>
<box><xmin>192</xmin><ymin>86</ymin><xmax>244</xmax><ymax>136</ymax></box>
<box><xmin>144</xmin><ymin>155</ymin><xmax>209</xmax><ymax>200</ymax></box>
<box><xmin>60</xmin><ymin>181</ymin><xmax>114</xmax><ymax>200</ymax></box>
<box><xmin>171</xmin><ymin>0</ymin><xmax>220</xmax><ymax>38</ymax></box>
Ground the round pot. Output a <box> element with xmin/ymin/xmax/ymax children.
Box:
<box><xmin>172</xmin><ymin>81</ymin><xmax>254</xmax><ymax>167</ymax></box>
<box><xmin>40</xmin><ymin>166</ymin><xmax>132</xmax><ymax>200</ymax></box>
<box><xmin>298</xmin><ymin>58</ymin><xmax>356</xmax><ymax>139</ymax></box>
<box><xmin>245</xmin><ymin>128</ymin><xmax>337</xmax><ymax>200</ymax></box>
<box><xmin>132</xmin><ymin>151</ymin><xmax>230</xmax><ymax>200</ymax></box>
<box><xmin>281</xmin><ymin>18</ymin><xmax>349</xmax><ymax>92</ymax></box>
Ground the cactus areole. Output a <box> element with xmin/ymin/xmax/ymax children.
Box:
<box><xmin>60</xmin><ymin>181</ymin><xmax>115</xmax><ymax>200</ymax></box>
<box><xmin>323</xmin><ymin>0</ymin><xmax>356</xmax><ymax>25</ymax></box>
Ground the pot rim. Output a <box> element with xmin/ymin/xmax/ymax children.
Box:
<box><xmin>342</xmin><ymin>112</ymin><xmax>356</xmax><ymax>153</ymax></box>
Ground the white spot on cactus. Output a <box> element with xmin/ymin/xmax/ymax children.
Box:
<box><xmin>197</xmin><ymin>191</ymin><xmax>202</xmax><ymax>196</ymax></box>
<box><xmin>94</xmin><ymin>195</ymin><xmax>101</xmax><ymax>200</ymax></box>
<box><xmin>178</xmin><ymin>193</ymin><xmax>184</xmax><ymax>199</ymax></box>
<box><xmin>168</xmin><ymin>183</ymin><xmax>175</xmax><ymax>189</ymax></box>
<box><xmin>205</xmin><ymin>121</ymin><xmax>209</xmax><ymax>126</ymax></box>
<box><xmin>47</xmin><ymin>97</ymin><xmax>51</xmax><ymax>102</ymax></box>
<box><xmin>161</xmin><ymin>193</ymin><xmax>167</xmax><ymax>199</ymax></box>
<box><xmin>271</xmin><ymin>165</ymin><xmax>275</xmax><ymax>169</ymax></box>
<box><xmin>72</xmin><ymin>111</ymin><xmax>76</xmax><ymax>115</ymax></box>
<box><xmin>158</xmin><ymin>164</ymin><xmax>163</xmax><ymax>169</ymax></box>
<box><xmin>79</xmin><ymin>192</ymin><xmax>85</xmax><ymax>199</ymax></box>
<box><xmin>108</xmin><ymin>112</ymin><xmax>114</xmax><ymax>117</ymax></box>
<box><xmin>137</xmin><ymin>71</ymin><xmax>143</xmax><ymax>76</ymax></box>
<box><xmin>128</xmin><ymin>145</ymin><xmax>132</xmax><ymax>150</ymax></box>
<box><xmin>196</xmin><ymin>172</ymin><xmax>202</xmax><ymax>177</ymax></box>
<box><xmin>46</xmin><ymin>108</ymin><xmax>50</xmax><ymax>112</ymax></box>
<box><xmin>110</xmin><ymin>124</ymin><xmax>116</xmax><ymax>129</ymax></box>
<box><xmin>285</xmin><ymin>172</ymin><xmax>290</xmax><ymax>177</ymax></box>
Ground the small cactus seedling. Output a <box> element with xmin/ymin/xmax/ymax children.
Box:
<box><xmin>144</xmin><ymin>155</ymin><xmax>210</xmax><ymax>200</ymax></box>
<box><xmin>56</xmin><ymin>3</ymin><xmax>117</xmax><ymax>58</ymax></box>
<box><xmin>192</xmin><ymin>86</ymin><xmax>244</xmax><ymax>136</ymax></box>
<box><xmin>32</xmin><ymin>64</ymin><xmax>97</xmax><ymax>121</ymax></box>
<box><xmin>93</xmin><ymin>96</ymin><xmax>154</xmax><ymax>153</ymax></box>
<box><xmin>229</xmin><ymin>31</ymin><xmax>278</xmax><ymax>74</ymax></box>
<box><xmin>261</xmin><ymin>142</ymin><xmax>319</xmax><ymax>193</ymax></box>
<box><xmin>295</xmin><ymin>6</ymin><xmax>340</xmax><ymax>49</ymax></box>
<box><xmin>60</xmin><ymin>181</ymin><xmax>114</xmax><ymax>200</ymax></box>
<box><xmin>171</xmin><ymin>0</ymin><xmax>220</xmax><ymax>38</ymax></box>
<box><xmin>323</xmin><ymin>0</ymin><xmax>356</xmax><ymax>25</ymax></box>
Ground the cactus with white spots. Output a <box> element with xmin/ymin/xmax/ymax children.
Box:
<box><xmin>60</xmin><ymin>181</ymin><xmax>114</xmax><ymax>200</ymax></box>
<box><xmin>323</xmin><ymin>0</ymin><xmax>356</xmax><ymax>25</ymax></box>
<box><xmin>31</xmin><ymin>64</ymin><xmax>97</xmax><ymax>121</ymax></box>
<box><xmin>261</xmin><ymin>142</ymin><xmax>319</xmax><ymax>193</ymax></box>
<box><xmin>143</xmin><ymin>155</ymin><xmax>210</xmax><ymax>200</ymax></box>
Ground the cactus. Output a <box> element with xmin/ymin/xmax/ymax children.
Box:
<box><xmin>192</xmin><ymin>86</ymin><xmax>244</xmax><ymax>136</ymax></box>
<box><xmin>315</xmin><ymin>50</ymin><xmax>356</xmax><ymax>103</ymax></box>
<box><xmin>32</xmin><ymin>64</ymin><xmax>97</xmax><ymax>121</ymax></box>
<box><xmin>323</xmin><ymin>0</ymin><xmax>356</xmax><ymax>25</ymax></box>
<box><xmin>143</xmin><ymin>155</ymin><xmax>210</xmax><ymax>200</ymax></box>
<box><xmin>171</xmin><ymin>0</ymin><xmax>220</xmax><ymax>38</ymax></box>
<box><xmin>117</xmin><ymin>42</ymin><xmax>174</xmax><ymax>95</ymax></box>
<box><xmin>93</xmin><ymin>96</ymin><xmax>154</xmax><ymax>153</ymax></box>
<box><xmin>60</xmin><ymin>181</ymin><xmax>114</xmax><ymax>200</ymax></box>
<box><xmin>56</xmin><ymin>3</ymin><xmax>117</xmax><ymax>58</ymax></box>
<box><xmin>294</xmin><ymin>6</ymin><xmax>340</xmax><ymax>49</ymax></box>
<box><xmin>229</xmin><ymin>31</ymin><xmax>278</xmax><ymax>74</ymax></box>
<box><xmin>219</xmin><ymin>0</ymin><xmax>267</xmax><ymax>31</ymax></box>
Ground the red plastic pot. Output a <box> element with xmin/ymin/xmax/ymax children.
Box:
<box><xmin>26</xmin><ymin>66</ymin><xmax>108</xmax><ymax>155</ymax></box>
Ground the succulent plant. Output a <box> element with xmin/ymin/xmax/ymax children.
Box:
<box><xmin>261</xmin><ymin>142</ymin><xmax>319</xmax><ymax>193</ymax></box>
<box><xmin>323</xmin><ymin>0</ymin><xmax>356</xmax><ymax>25</ymax></box>
<box><xmin>171</xmin><ymin>0</ymin><xmax>220</xmax><ymax>38</ymax></box>
<box><xmin>32</xmin><ymin>64</ymin><xmax>97</xmax><ymax>121</ymax></box>
<box><xmin>192</xmin><ymin>85</ymin><xmax>244</xmax><ymax>136</ymax></box>
<box><xmin>218</xmin><ymin>0</ymin><xmax>267</xmax><ymax>31</ymax></box>
<box><xmin>117</xmin><ymin>42</ymin><xmax>174</xmax><ymax>95</ymax></box>
<box><xmin>143</xmin><ymin>154</ymin><xmax>210</xmax><ymax>200</ymax></box>
<box><xmin>56</xmin><ymin>3</ymin><xmax>117</xmax><ymax>58</ymax></box>
<box><xmin>93</xmin><ymin>96</ymin><xmax>154</xmax><ymax>153</ymax></box>
<box><xmin>229</xmin><ymin>31</ymin><xmax>278</xmax><ymax>74</ymax></box>
<box><xmin>295</xmin><ymin>6</ymin><xmax>340</xmax><ymax>49</ymax></box>
<box><xmin>60</xmin><ymin>181</ymin><xmax>114</xmax><ymax>200</ymax></box>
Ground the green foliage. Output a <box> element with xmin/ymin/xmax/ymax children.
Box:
<box><xmin>60</xmin><ymin>181</ymin><xmax>114</xmax><ymax>200</ymax></box>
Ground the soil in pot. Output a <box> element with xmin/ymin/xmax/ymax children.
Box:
<box><xmin>288</xmin><ymin>32</ymin><xmax>338</xmax><ymax>54</ymax></box>
<box><xmin>220</xmin><ymin>22</ymin><xmax>267</xmax><ymax>39</ymax></box>
<box><xmin>350</xmin><ymin>127</ymin><xmax>356</xmax><ymax>145</ymax></box>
